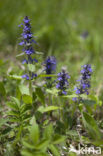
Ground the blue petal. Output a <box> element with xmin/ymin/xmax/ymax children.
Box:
<box><xmin>33</xmin><ymin>58</ymin><xmax>38</xmax><ymax>63</ymax></box>
<box><xmin>62</xmin><ymin>90</ymin><xmax>67</xmax><ymax>95</ymax></box>
<box><xmin>56</xmin><ymin>84</ymin><xmax>60</xmax><ymax>89</ymax></box>
<box><xmin>22</xmin><ymin>74</ymin><xmax>29</xmax><ymax>80</ymax></box>
<box><xmin>19</xmin><ymin>41</ymin><xmax>25</xmax><ymax>46</ymax></box>
<box><xmin>72</xmin><ymin>97</ymin><xmax>77</xmax><ymax>101</ymax></box>
<box><xmin>22</xmin><ymin>59</ymin><xmax>28</xmax><ymax>64</ymax></box>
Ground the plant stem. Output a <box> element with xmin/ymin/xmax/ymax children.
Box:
<box><xmin>29</xmin><ymin>79</ymin><xmax>32</xmax><ymax>97</ymax></box>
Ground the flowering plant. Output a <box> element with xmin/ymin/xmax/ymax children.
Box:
<box><xmin>0</xmin><ymin>16</ymin><xmax>102</xmax><ymax>156</ymax></box>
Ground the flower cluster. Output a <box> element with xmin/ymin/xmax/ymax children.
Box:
<box><xmin>74</xmin><ymin>64</ymin><xmax>92</xmax><ymax>95</ymax></box>
<box><xmin>43</xmin><ymin>56</ymin><xmax>56</xmax><ymax>79</ymax></box>
<box><xmin>18</xmin><ymin>17</ymin><xmax>93</xmax><ymax>97</ymax></box>
<box><xmin>56</xmin><ymin>69</ymin><xmax>70</xmax><ymax>95</ymax></box>
<box><xmin>43</xmin><ymin>56</ymin><xmax>56</xmax><ymax>88</ymax></box>
<box><xmin>19</xmin><ymin>16</ymin><xmax>37</xmax><ymax>80</ymax></box>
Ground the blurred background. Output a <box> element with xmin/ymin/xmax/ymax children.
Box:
<box><xmin>0</xmin><ymin>0</ymin><xmax>103</xmax><ymax>96</ymax></box>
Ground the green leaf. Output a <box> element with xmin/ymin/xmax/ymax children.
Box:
<box><xmin>23</xmin><ymin>141</ymin><xmax>35</xmax><ymax>149</ymax></box>
<box><xmin>45</xmin><ymin>106</ymin><xmax>61</xmax><ymax>112</ymax></box>
<box><xmin>6</xmin><ymin>102</ymin><xmax>19</xmax><ymax>110</ymax></box>
<box><xmin>35</xmin><ymin>51</ymin><xmax>44</xmax><ymax>55</ymax></box>
<box><xmin>20</xmin><ymin>104</ymin><xmax>31</xmax><ymax>114</ymax></box>
<box><xmin>91</xmin><ymin>139</ymin><xmax>103</xmax><ymax>146</ymax></box>
<box><xmin>43</xmin><ymin>124</ymin><xmax>53</xmax><ymax>140</ymax></box>
<box><xmin>60</xmin><ymin>94</ymin><xmax>78</xmax><ymax>98</ymax></box>
<box><xmin>35</xmin><ymin>87</ymin><xmax>45</xmax><ymax>105</ymax></box>
<box><xmin>82</xmin><ymin>99</ymin><xmax>97</xmax><ymax>114</ymax></box>
<box><xmin>49</xmin><ymin>145</ymin><xmax>60</xmax><ymax>156</ymax></box>
<box><xmin>35</xmin><ymin>139</ymin><xmax>49</xmax><ymax>150</ymax></box>
<box><xmin>38</xmin><ymin>106</ymin><xmax>61</xmax><ymax>113</ymax></box>
<box><xmin>16</xmin><ymin>52</ymin><xmax>25</xmax><ymax>57</ymax></box>
<box><xmin>15</xmin><ymin>125</ymin><xmax>23</xmax><ymax>143</ymax></box>
<box><xmin>88</xmin><ymin>94</ymin><xmax>102</xmax><ymax>107</ymax></box>
<box><xmin>16</xmin><ymin>86</ymin><xmax>21</xmax><ymax>100</ymax></box>
<box><xmin>8</xmin><ymin>75</ymin><xmax>22</xmax><ymax>80</ymax></box>
<box><xmin>22</xmin><ymin>94</ymin><xmax>32</xmax><ymax>104</ymax></box>
<box><xmin>0</xmin><ymin>118</ymin><xmax>8</xmax><ymax>127</ymax></box>
<box><xmin>28</xmin><ymin>64</ymin><xmax>35</xmax><ymax>72</ymax></box>
<box><xmin>18</xmin><ymin>85</ymin><xmax>30</xmax><ymax>95</ymax></box>
<box><xmin>83</xmin><ymin>99</ymin><xmax>96</xmax><ymax>106</ymax></box>
<box><xmin>30</xmin><ymin>116</ymin><xmax>36</xmax><ymax>125</ymax></box>
<box><xmin>21</xmin><ymin>150</ymin><xmax>47</xmax><ymax>156</ymax></box>
<box><xmin>7</xmin><ymin>110</ymin><xmax>19</xmax><ymax>117</ymax></box>
<box><xmin>66</xmin><ymin>130</ymin><xmax>78</xmax><ymax>137</ymax></box>
<box><xmin>30</xmin><ymin>118</ymin><xmax>39</xmax><ymax>145</ymax></box>
<box><xmin>9</xmin><ymin>118</ymin><xmax>20</xmax><ymax>122</ymax></box>
<box><xmin>0</xmin><ymin>81</ymin><xmax>6</xmax><ymax>96</ymax></box>
<box><xmin>82</xmin><ymin>112</ymin><xmax>101</xmax><ymax>140</ymax></box>
<box><xmin>52</xmin><ymin>134</ymin><xmax>66</xmax><ymax>144</ymax></box>
<box><xmin>21</xmin><ymin>150</ymin><xmax>35</xmax><ymax>156</ymax></box>
<box><xmin>39</xmin><ymin>74</ymin><xmax>57</xmax><ymax>78</ymax></box>
<box><xmin>63</xmin><ymin>94</ymin><xmax>87</xmax><ymax>99</ymax></box>
<box><xmin>10</xmin><ymin>96</ymin><xmax>20</xmax><ymax>108</ymax></box>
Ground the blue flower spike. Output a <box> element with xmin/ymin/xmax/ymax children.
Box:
<box><xmin>43</xmin><ymin>56</ymin><xmax>56</xmax><ymax>79</ymax></box>
<box><xmin>43</xmin><ymin>56</ymin><xmax>56</xmax><ymax>88</ymax></box>
<box><xmin>74</xmin><ymin>64</ymin><xmax>92</xmax><ymax>96</ymax></box>
<box><xmin>56</xmin><ymin>68</ymin><xmax>70</xmax><ymax>95</ymax></box>
<box><xmin>19</xmin><ymin>16</ymin><xmax>38</xmax><ymax>80</ymax></box>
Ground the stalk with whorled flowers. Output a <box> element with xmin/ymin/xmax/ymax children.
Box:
<box><xmin>18</xmin><ymin>16</ymin><xmax>38</xmax><ymax>94</ymax></box>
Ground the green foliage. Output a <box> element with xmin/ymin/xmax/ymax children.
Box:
<box><xmin>37</xmin><ymin>106</ymin><xmax>61</xmax><ymax>113</ymax></box>
<box><xmin>5</xmin><ymin>96</ymin><xmax>31</xmax><ymax>146</ymax></box>
<box><xmin>8</xmin><ymin>75</ymin><xmax>22</xmax><ymax>80</ymax></box>
<box><xmin>0</xmin><ymin>1</ymin><xmax>103</xmax><ymax>155</ymax></box>
<box><xmin>0</xmin><ymin>81</ymin><xmax>6</xmax><ymax>97</ymax></box>
<box><xmin>29</xmin><ymin>117</ymin><xmax>39</xmax><ymax>145</ymax></box>
<box><xmin>21</xmin><ymin>118</ymin><xmax>65</xmax><ymax>156</ymax></box>
<box><xmin>35</xmin><ymin>87</ymin><xmax>45</xmax><ymax>105</ymax></box>
<box><xmin>82</xmin><ymin>112</ymin><xmax>102</xmax><ymax>140</ymax></box>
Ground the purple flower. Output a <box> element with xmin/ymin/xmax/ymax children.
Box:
<box><xmin>19</xmin><ymin>16</ymin><xmax>38</xmax><ymax>80</ymax></box>
<box><xmin>42</xmin><ymin>56</ymin><xmax>56</xmax><ymax>88</ymax></box>
<box><xmin>25</xmin><ymin>47</ymin><xmax>34</xmax><ymax>55</ymax></box>
<box><xmin>22</xmin><ymin>74</ymin><xmax>29</xmax><ymax>80</ymax></box>
<box><xmin>19</xmin><ymin>41</ymin><xmax>25</xmax><ymax>46</ymax></box>
<box><xmin>23</xmin><ymin>16</ymin><xmax>30</xmax><ymax>23</ymax></box>
<box><xmin>22</xmin><ymin>59</ymin><xmax>28</xmax><ymax>64</ymax></box>
<box><xmin>31</xmin><ymin>73</ymin><xmax>37</xmax><ymax>80</ymax></box>
<box><xmin>72</xmin><ymin>97</ymin><xmax>77</xmax><ymax>101</ymax></box>
<box><xmin>56</xmin><ymin>69</ymin><xmax>70</xmax><ymax>95</ymax></box>
<box><xmin>19</xmin><ymin>16</ymin><xmax>36</xmax><ymax>56</ymax></box>
<box><xmin>62</xmin><ymin>90</ymin><xmax>67</xmax><ymax>95</ymax></box>
<box><xmin>43</xmin><ymin>56</ymin><xmax>56</xmax><ymax>79</ymax></box>
<box><xmin>22</xmin><ymin>73</ymin><xmax>37</xmax><ymax>80</ymax></box>
<box><xmin>74</xmin><ymin>64</ymin><xmax>92</xmax><ymax>95</ymax></box>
